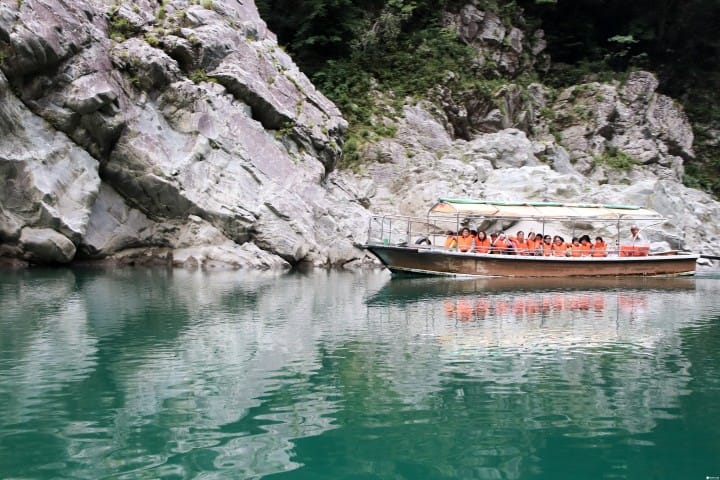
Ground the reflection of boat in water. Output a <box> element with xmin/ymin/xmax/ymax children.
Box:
<box><xmin>364</xmin><ymin>199</ymin><xmax>699</xmax><ymax>277</ymax></box>
<box><xmin>366</xmin><ymin>274</ymin><xmax>699</xmax><ymax>351</ymax></box>
<box><xmin>442</xmin><ymin>291</ymin><xmax>648</xmax><ymax>322</ymax></box>
<box><xmin>366</xmin><ymin>274</ymin><xmax>696</xmax><ymax>305</ymax></box>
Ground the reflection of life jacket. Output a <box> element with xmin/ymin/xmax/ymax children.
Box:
<box><xmin>475</xmin><ymin>298</ymin><xmax>490</xmax><ymax>316</ymax></box>
<box><xmin>475</xmin><ymin>237</ymin><xmax>491</xmax><ymax>253</ymax></box>
<box><xmin>444</xmin><ymin>235</ymin><xmax>457</xmax><ymax>249</ymax></box>
<box><xmin>593</xmin><ymin>295</ymin><xmax>605</xmax><ymax>310</ymax></box>
<box><xmin>457</xmin><ymin>300</ymin><xmax>473</xmax><ymax>320</ymax></box>
<box><xmin>593</xmin><ymin>241</ymin><xmax>607</xmax><ymax>257</ymax></box>
<box><xmin>458</xmin><ymin>235</ymin><xmax>474</xmax><ymax>252</ymax></box>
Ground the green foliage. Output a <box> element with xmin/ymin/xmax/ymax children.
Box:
<box><xmin>313</xmin><ymin>21</ymin><xmax>485</xmax><ymax>166</ymax></box>
<box><xmin>594</xmin><ymin>147</ymin><xmax>638</xmax><ymax>171</ymax></box>
<box><xmin>188</xmin><ymin>69</ymin><xmax>214</xmax><ymax>84</ymax></box>
<box><xmin>683</xmin><ymin>87</ymin><xmax>720</xmax><ymax>196</ymax></box>
<box><xmin>340</xmin><ymin>134</ymin><xmax>362</xmax><ymax>169</ymax></box>
<box><xmin>108</xmin><ymin>12</ymin><xmax>135</xmax><ymax>42</ymax></box>
<box><xmin>144</xmin><ymin>32</ymin><xmax>160</xmax><ymax>47</ymax></box>
<box><xmin>608</xmin><ymin>34</ymin><xmax>638</xmax><ymax>45</ymax></box>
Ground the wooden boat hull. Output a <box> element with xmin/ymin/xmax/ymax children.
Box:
<box><xmin>365</xmin><ymin>244</ymin><xmax>698</xmax><ymax>277</ymax></box>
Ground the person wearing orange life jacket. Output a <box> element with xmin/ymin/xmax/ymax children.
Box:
<box><xmin>551</xmin><ymin>235</ymin><xmax>571</xmax><ymax>256</ymax></box>
<box><xmin>443</xmin><ymin>230</ymin><xmax>458</xmax><ymax>249</ymax></box>
<box><xmin>540</xmin><ymin>234</ymin><xmax>553</xmax><ymax>256</ymax></box>
<box><xmin>457</xmin><ymin>227</ymin><xmax>474</xmax><ymax>252</ymax></box>
<box><xmin>475</xmin><ymin>230</ymin><xmax>491</xmax><ymax>253</ymax></box>
<box><xmin>570</xmin><ymin>237</ymin><xmax>582</xmax><ymax>257</ymax></box>
<box><xmin>511</xmin><ymin>230</ymin><xmax>529</xmax><ymax>255</ymax></box>
<box><xmin>525</xmin><ymin>232</ymin><xmax>536</xmax><ymax>255</ymax></box>
<box><xmin>592</xmin><ymin>236</ymin><xmax>607</xmax><ymax>257</ymax></box>
<box><xmin>492</xmin><ymin>232</ymin><xmax>512</xmax><ymax>254</ymax></box>
<box><xmin>576</xmin><ymin>234</ymin><xmax>593</xmax><ymax>256</ymax></box>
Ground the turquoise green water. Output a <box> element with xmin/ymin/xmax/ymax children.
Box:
<box><xmin>1</xmin><ymin>269</ymin><xmax>719</xmax><ymax>479</ymax></box>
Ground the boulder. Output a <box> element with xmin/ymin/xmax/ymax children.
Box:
<box><xmin>20</xmin><ymin>227</ymin><xmax>76</xmax><ymax>263</ymax></box>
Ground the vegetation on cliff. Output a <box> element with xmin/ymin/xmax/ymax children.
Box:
<box><xmin>256</xmin><ymin>0</ymin><xmax>720</xmax><ymax>196</ymax></box>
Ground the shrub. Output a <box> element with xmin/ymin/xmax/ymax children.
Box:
<box><xmin>594</xmin><ymin>147</ymin><xmax>638</xmax><ymax>171</ymax></box>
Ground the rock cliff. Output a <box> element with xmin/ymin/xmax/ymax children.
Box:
<box><xmin>1</xmin><ymin>0</ymin><xmax>370</xmax><ymax>269</ymax></box>
<box><xmin>1</xmin><ymin>0</ymin><xmax>719</xmax><ymax>269</ymax></box>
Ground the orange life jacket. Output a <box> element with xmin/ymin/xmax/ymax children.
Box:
<box><xmin>513</xmin><ymin>239</ymin><xmax>529</xmax><ymax>255</ymax></box>
<box><xmin>458</xmin><ymin>235</ymin><xmax>474</xmax><ymax>252</ymax></box>
<box><xmin>526</xmin><ymin>238</ymin><xmax>540</xmax><ymax>255</ymax></box>
<box><xmin>492</xmin><ymin>238</ymin><xmax>510</xmax><ymax>254</ymax></box>
<box><xmin>592</xmin><ymin>241</ymin><xmax>607</xmax><ymax>257</ymax></box>
<box><xmin>474</xmin><ymin>237</ymin><xmax>491</xmax><ymax>253</ymax></box>
<box><xmin>552</xmin><ymin>243</ymin><xmax>570</xmax><ymax>256</ymax></box>
<box><xmin>444</xmin><ymin>235</ymin><xmax>457</xmax><ymax>249</ymax></box>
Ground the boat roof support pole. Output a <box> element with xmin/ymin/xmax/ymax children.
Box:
<box><xmin>456</xmin><ymin>215</ymin><xmax>460</xmax><ymax>251</ymax></box>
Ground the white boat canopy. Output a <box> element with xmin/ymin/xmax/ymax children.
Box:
<box><xmin>430</xmin><ymin>198</ymin><xmax>665</xmax><ymax>221</ymax></box>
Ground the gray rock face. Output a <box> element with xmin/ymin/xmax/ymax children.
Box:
<box><xmin>0</xmin><ymin>0</ymin><xmax>370</xmax><ymax>269</ymax></box>
<box><xmin>548</xmin><ymin>72</ymin><xmax>694</xmax><ymax>183</ymax></box>
<box><xmin>0</xmin><ymin>67</ymin><xmax>100</xmax><ymax>264</ymax></box>
<box><xmin>444</xmin><ymin>5</ymin><xmax>548</xmax><ymax>76</ymax></box>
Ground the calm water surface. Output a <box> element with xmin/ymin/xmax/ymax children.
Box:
<box><xmin>1</xmin><ymin>268</ymin><xmax>719</xmax><ymax>479</ymax></box>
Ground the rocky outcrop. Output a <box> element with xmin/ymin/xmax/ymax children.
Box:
<box><xmin>545</xmin><ymin>72</ymin><xmax>694</xmax><ymax>184</ymax></box>
<box><xmin>0</xmin><ymin>0</ymin><xmax>372</xmax><ymax>269</ymax></box>
<box><xmin>437</xmin><ymin>6</ymin><xmax>549</xmax><ymax>139</ymax></box>
<box><xmin>444</xmin><ymin>4</ymin><xmax>548</xmax><ymax>77</ymax></box>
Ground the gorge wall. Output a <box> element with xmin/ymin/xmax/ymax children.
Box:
<box><xmin>1</xmin><ymin>0</ymin><xmax>719</xmax><ymax>269</ymax></box>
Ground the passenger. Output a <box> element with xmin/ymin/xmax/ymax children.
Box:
<box><xmin>541</xmin><ymin>234</ymin><xmax>553</xmax><ymax>256</ymax></box>
<box><xmin>593</xmin><ymin>236</ymin><xmax>607</xmax><ymax>257</ymax></box>
<box><xmin>506</xmin><ymin>233</ymin><xmax>519</xmax><ymax>255</ymax></box>
<box><xmin>489</xmin><ymin>231</ymin><xmax>499</xmax><ymax>253</ymax></box>
<box><xmin>530</xmin><ymin>232</ymin><xmax>544</xmax><ymax>255</ymax></box>
<box><xmin>578</xmin><ymin>234</ymin><xmax>593</xmax><ymax>256</ymax></box>
<box><xmin>552</xmin><ymin>235</ymin><xmax>570</xmax><ymax>256</ymax></box>
<box><xmin>570</xmin><ymin>237</ymin><xmax>582</xmax><ymax>257</ymax></box>
<box><xmin>458</xmin><ymin>227</ymin><xmax>474</xmax><ymax>252</ymax></box>
<box><xmin>628</xmin><ymin>224</ymin><xmax>645</xmax><ymax>245</ymax></box>
<box><xmin>475</xmin><ymin>230</ymin><xmax>491</xmax><ymax>253</ymax></box>
<box><xmin>492</xmin><ymin>231</ymin><xmax>512</xmax><ymax>254</ymax></box>
<box><xmin>443</xmin><ymin>230</ymin><xmax>457</xmax><ymax>249</ymax></box>
<box><xmin>526</xmin><ymin>232</ymin><xmax>538</xmax><ymax>255</ymax></box>
<box><xmin>512</xmin><ymin>230</ymin><xmax>529</xmax><ymax>255</ymax></box>
<box><xmin>626</xmin><ymin>224</ymin><xmax>649</xmax><ymax>256</ymax></box>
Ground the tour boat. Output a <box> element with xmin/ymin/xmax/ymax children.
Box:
<box><xmin>364</xmin><ymin>199</ymin><xmax>698</xmax><ymax>277</ymax></box>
